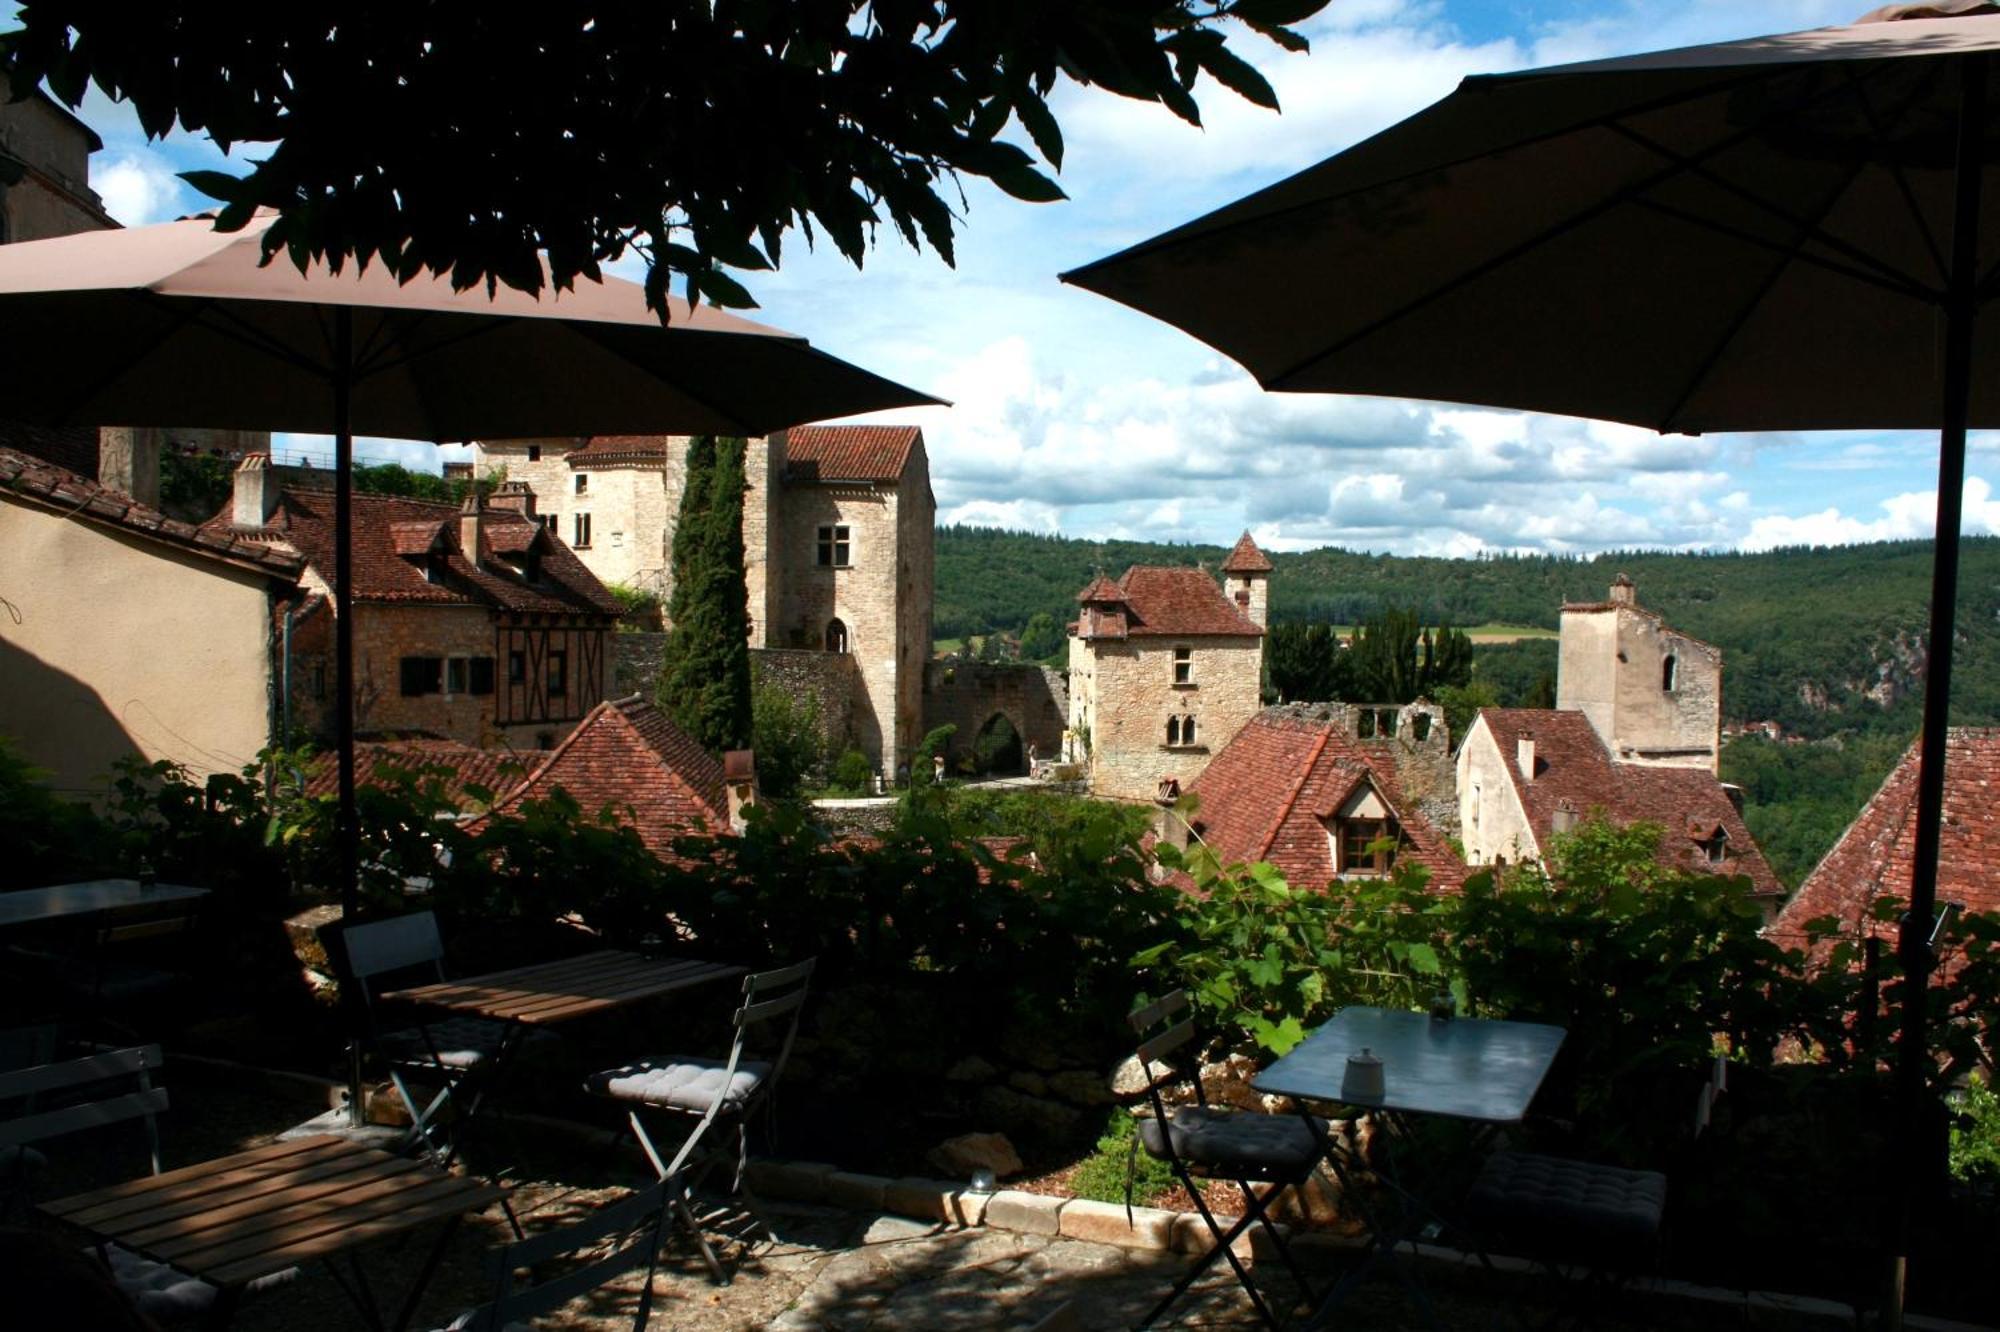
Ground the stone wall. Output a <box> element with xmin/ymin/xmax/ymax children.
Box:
<box><xmin>1077</xmin><ymin>635</ymin><xmax>1264</xmax><ymax>802</ymax></box>
<box><xmin>611</xmin><ymin>631</ymin><xmax>668</xmax><ymax>700</ymax></box>
<box><xmin>923</xmin><ymin>661</ymin><xmax>1068</xmax><ymax>768</ymax></box>
<box><xmin>777</xmin><ymin>484</ymin><xmax>901</xmax><ymax>774</ymax></box>
<box><xmin>1559</xmin><ymin>601</ymin><xmax>1722</xmax><ymax>771</ymax></box>
<box><xmin>751</xmin><ymin>647</ymin><xmax>859</xmax><ymax>763</ymax></box>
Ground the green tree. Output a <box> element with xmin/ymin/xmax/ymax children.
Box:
<box><xmin>1432</xmin><ymin>681</ymin><xmax>1498</xmax><ymax>745</ymax></box>
<box><xmin>1267</xmin><ymin>621</ymin><xmax>1348</xmax><ymax>701</ymax></box>
<box><xmin>750</xmin><ymin>681</ymin><xmax>824</xmax><ymax>799</ymax></box>
<box><xmin>7</xmin><ymin>5</ymin><xmax>1326</xmax><ymax>319</ymax></box>
<box><xmin>1346</xmin><ymin>608</ymin><xmax>1472</xmax><ymax>702</ymax></box>
<box><xmin>1018</xmin><ymin>611</ymin><xmax>1064</xmax><ymax>662</ymax></box>
<box><xmin>655</xmin><ymin>436</ymin><xmax>752</xmax><ymax>752</ymax></box>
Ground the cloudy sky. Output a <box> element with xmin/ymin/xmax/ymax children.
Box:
<box><xmin>53</xmin><ymin>0</ymin><xmax>2000</xmax><ymax>556</ymax></box>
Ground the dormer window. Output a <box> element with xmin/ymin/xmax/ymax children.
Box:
<box><xmin>1330</xmin><ymin>783</ymin><xmax>1400</xmax><ymax>877</ymax></box>
<box><xmin>1698</xmin><ymin>829</ymin><xmax>1728</xmax><ymax>864</ymax></box>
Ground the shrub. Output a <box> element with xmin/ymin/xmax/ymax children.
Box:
<box><xmin>1069</xmin><ymin>1110</ymin><xmax>1179</xmax><ymax>1207</ymax></box>
<box><xmin>750</xmin><ymin>682</ymin><xmax>824</xmax><ymax>798</ymax></box>
<box><xmin>829</xmin><ymin>748</ymin><xmax>874</xmax><ymax>795</ymax></box>
<box><xmin>1951</xmin><ymin>1075</ymin><xmax>2000</xmax><ymax>1185</ymax></box>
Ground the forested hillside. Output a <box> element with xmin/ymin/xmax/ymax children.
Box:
<box><xmin>936</xmin><ymin>525</ymin><xmax>2000</xmax><ymax>744</ymax></box>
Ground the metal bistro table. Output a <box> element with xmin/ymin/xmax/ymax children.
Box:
<box><xmin>42</xmin><ymin>1133</ymin><xmax>507</xmax><ymax>1330</ymax></box>
<box><xmin>1252</xmin><ymin>1006</ymin><xmax>1566</xmax><ymax>1328</ymax></box>
<box><xmin>0</xmin><ymin>879</ymin><xmax>209</xmax><ymax>930</ymax></box>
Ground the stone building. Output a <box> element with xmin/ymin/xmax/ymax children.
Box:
<box><xmin>1165</xmin><ymin>703</ymin><xmax>1465</xmax><ymax>893</ymax></box>
<box><xmin>1067</xmin><ymin>533</ymin><xmax>1270</xmax><ymax>802</ymax></box>
<box><xmin>1556</xmin><ymin>572</ymin><xmax>1722</xmax><ymax>772</ymax></box>
<box><xmin>1457</xmin><ymin>577</ymin><xmax>1779</xmax><ymax>910</ymax></box>
<box><xmin>0</xmin><ymin>65</ymin><xmax>268</xmax><ymax>501</ymax></box>
<box><xmin>209</xmin><ymin>456</ymin><xmax>621</xmax><ymax>750</ymax></box>
<box><xmin>472</xmin><ymin>425</ymin><xmax>933</xmax><ymax>778</ymax></box>
<box><xmin>0</xmin><ymin>445</ymin><xmax>303</xmax><ymax>794</ymax></box>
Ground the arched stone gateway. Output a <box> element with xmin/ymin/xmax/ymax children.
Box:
<box><xmin>972</xmin><ymin>711</ymin><xmax>1025</xmax><ymax>775</ymax></box>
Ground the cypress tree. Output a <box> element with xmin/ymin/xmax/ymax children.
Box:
<box><xmin>655</xmin><ymin>436</ymin><xmax>753</xmax><ymax>752</ymax></box>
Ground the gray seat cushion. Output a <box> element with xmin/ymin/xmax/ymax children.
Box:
<box><xmin>586</xmin><ymin>1056</ymin><xmax>771</xmax><ymax>1114</ymax></box>
<box><xmin>104</xmin><ymin>1244</ymin><xmax>296</xmax><ymax>1322</ymax></box>
<box><xmin>376</xmin><ymin>1016</ymin><xmax>535</xmax><ymax>1071</ymax></box>
<box><xmin>1464</xmin><ymin>1151</ymin><xmax>1667</xmax><ymax>1266</ymax></box>
<box><xmin>1137</xmin><ymin>1106</ymin><xmax>1329</xmax><ymax>1180</ymax></box>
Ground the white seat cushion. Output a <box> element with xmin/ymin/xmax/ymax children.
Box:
<box><xmin>586</xmin><ymin>1056</ymin><xmax>770</xmax><ymax>1113</ymax></box>
<box><xmin>377</xmin><ymin>1016</ymin><xmax>549</xmax><ymax>1071</ymax></box>
<box><xmin>103</xmin><ymin>1244</ymin><xmax>296</xmax><ymax>1321</ymax></box>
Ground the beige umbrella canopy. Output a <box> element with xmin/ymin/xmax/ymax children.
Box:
<box><xmin>1066</xmin><ymin>7</ymin><xmax>2000</xmax><ymax>1308</ymax></box>
<box><xmin>0</xmin><ymin>212</ymin><xmax>937</xmax><ymax>922</ymax></box>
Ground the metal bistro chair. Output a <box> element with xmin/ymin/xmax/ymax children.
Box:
<box><xmin>584</xmin><ymin>957</ymin><xmax>815</xmax><ymax>1285</ymax></box>
<box><xmin>1</xmin><ymin>1045</ymin><xmax>167</xmax><ymax>1212</ymax></box>
<box><xmin>440</xmin><ymin>1181</ymin><xmax>673</xmax><ymax>1332</ymax></box>
<box><xmin>1128</xmin><ymin>990</ymin><xmax>1328</xmax><ymax>1331</ymax></box>
<box><xmin>333</xmin><ymin>911</ymin><xmax>548</xmax><ymax>1165</ymax></box>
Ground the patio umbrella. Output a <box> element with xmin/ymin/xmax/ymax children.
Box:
<box><xmin>1064</xmin><ymin>2</ymin><xmax>2000</xmax><ymax>1313</ymax></box>
<box><xmin>0</xmin><ymin>212</ymin><xmax>933</xmax><ymax>926</ymax></box>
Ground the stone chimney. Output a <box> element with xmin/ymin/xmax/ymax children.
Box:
<box><xmin>1517</xmin><ymin>732</ymin><xmax>1536</xmax><ymax>781</ymax></box>
<box><xmin>231</xmin><ymin>452</ymin><xmax>279</xmax><ymax>528</ymax></box>
<box><xmin>723</xmin><ymin>750</ymin><xmax>758</xmax><ymax>834</ymax></box>
<box><xmin>489</xmin><ymin>480</ymin><xmax>537</xmax><ymax>520</ymax></box>
<box><xmin>1609</xmin><ymin>573</ymin><xmax>1637</xmax><ymax>606</ymax></box>
<box><xmin>459</xmin><ymin>489</ymin><xmax>484</xmax><ymax>569</ymax></box>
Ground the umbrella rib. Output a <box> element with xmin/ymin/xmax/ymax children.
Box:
<box><xmin>180</xmin><ymin>297</ymin><xmax>339</xmax><ymax>380</ymax></box>
<box><xmin>1650</xmin><ymin>149</ymin><xmax>1877</xmax><ymax>431</ymax></box>
<box><xmin>1840</xmin><ymin>61</ymin><xmax>1951</xmax><ymax>288</ymax></box>
<box><xmin>1609</xmin><ymin>123</ymin><xmax>1936</xmax><ymax>299</ymax></box>
<box><xmin>560</xmin><ymin>321</ymin><xmax>762</xmax><ymax>435</ymax></box>
<box><xmin>1624</xmin><ymin>196</ymin><xmax>1934</xmax><ymax>303</ymax></box>
<box><xmin>350</xmin><ymin>317</ymin><xmax>515</xmax><ymax>384</ymax></box>
<box><xmin>49</xmin><ymin>295</ymin><xmax>217</xmax><ymax>424</ymax></box>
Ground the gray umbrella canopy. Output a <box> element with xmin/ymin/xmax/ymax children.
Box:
<box><xmin>1067</xmin><ymin>9</ymin><xmax>2000</xmax><ymax>1304</ymax></box>
<box><xmin>0</xmin><ymin>213</ymin><xmax>936</xmax><ymax>438</ymax></box>
<box><xmin>1065</xmin><ymin>13</ymin><xmax>2000</xmax><ymax>433</ymax></box>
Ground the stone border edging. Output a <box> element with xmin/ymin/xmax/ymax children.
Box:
<box><xmin>741</xmin><ymin>1159</ymin><xmax>1997</xmax><ymax>1332</ymax></box>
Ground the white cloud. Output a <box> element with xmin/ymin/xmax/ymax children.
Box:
<box><xmin>91</xmin><ymin>152</ymin><xmax>184</xmax><ymax>226</ymax></box>
<box><xmin>1738</xmin><ymin>477</ymin><xmax>2000</xmax><ymax>551</ymax></box>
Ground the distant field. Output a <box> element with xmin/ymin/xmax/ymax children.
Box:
<box><xmin>1317</xmin><ymin>622</ymin><xmax>1558</xmax><ymax>643</ymax></box>
<box><xmin>933</xmin><ymin>637</ymin><xmax>964</xmax><ymax>656</ymax></box>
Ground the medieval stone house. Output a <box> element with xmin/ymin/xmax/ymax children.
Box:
<box><xmin>1067</xmin><ymin>533</ymin><xmax>1270</xmax><ymax>802</ymax></box>
<box><xmin>1457</xmin><ymin>577</ymin><xmax>1781</xmax><ymax>910</ymax></box>
<box><xmin>209</xmin><ymin>456</ymin><xmax>621</xmax><ymax>750</ymax></box>
<box><xmin>471</xmin><ymin>425</ymin><xmax>933</xmax><ymax>778</ymax></box>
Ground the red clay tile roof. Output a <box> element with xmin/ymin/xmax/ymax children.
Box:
<box><xmin>1115</xmin><ymin>566</ymin><xmax>1264</xmax><ymax>638</ymax></box>
<box><xmin>301</xmin><ymin>740</ymin><xmax>551</xmax><ymax>811</ymax></box>
<box><xmin>1185</xmin><ymin>708</ymin><xmax>1466</xmax><ymax>894</ymax></box>
<box><xmin>0</xmin><ymin>446</ymin><xmax>303</xmax><ymax>580</ymax></box>
<box><xmin>1077</xmin><ymin>576</ymin><xmax>1127</xmax><ymax>604</ymax></box>
<box><xmin>482</xmin><ymin>695</ymin><xmax>728</xmax><ymax>859</ymax></box>
<box><xmin>565</xmin><ymin>435</ymin><xmax>675</xmax><ymax>465</ymax></box>
<box><xmin>1769</xmin><ymin>729</ymin><xmax>2000</xmax><ymax>955</ymax></box>
<box><xmin>1221</xmin><ymin>532</ymin><xmax>1274</xmax><ymax>574</ymax></box>
<box><xmin>0</xmin><ymin>419</ymin><xmax>98</xmax><ymax>478</ymax></box>
<box><xmin>1477</xmin><ymin>708</ymin><xmax>1782</xmax><ymax>898</ymax></box>
<box><xmin>784</xmin><ymin>425</ymin><xmax>919</xmax><ymax>484</ymax></box>
<box><xmin>211</xmin><ymin>488</ymin><xmax>621</xmax><ymax>616</ymax></box>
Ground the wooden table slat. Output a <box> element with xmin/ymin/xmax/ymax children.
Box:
<box><xmin>391</xmin><ymin>956</ymin><xmax>673</xmax><ymax>1017</ymax></box>
<box><xmin>479</xmin><ymin>959</ymin><xmax>742</xmax><ymax>1023</ymax></box>
<box><xmin>165</xmin><ymin>1171</ymin><xmax>492</xmax><ymax>1274</ymax></box>
<box><xmin>201</xmin><ymin>1177</ymin><xmax>508</xmax><ymax>1286</ymax></box>
<box><xmin>45</xmin><ymin>1137</ymin><xmax>363</xmax><ymax>1222</ymax></box>
<box><xmin>75</xmin><ymin>1151</ymin><xmax>403</xmax><ymax>1236</ymax></box>
<box><xmin>128</xmin><ymin>1159</ymin><xmax>432</xmax><ymax>1257</ymax></box>
<box><xmin>383</xmin><ymin>949</ymin><xmax>644</xmax><ymax>1003</ymax></box>
<box><xmin>382</xmin><ymin>952</ymin><xmax>744</xmax><ymax>1026</ymax></box>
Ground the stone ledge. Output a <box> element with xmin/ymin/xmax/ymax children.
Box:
<box><xmin>883</xmin><ymin>1176</ymin><xmax>986</xmax><ymax>1227</ymax></box>
<box><xmin>1058</xmin><ymin>1197</ymin><xmax>1177</xmax><ymax>1250</ymax></box>
<box><xmin>983</xmin><ymin>1189</ymin><xmax>1065</xmax><ymax>1236</ymax></box>
<box><xmin>745</xmin><ymin>1160</ymin><xmax>838</xmax><ymax>1204</ymax></box>
<box><xmin>823</xmin><ymin>1170</ymin><xmax>892</xmax><ymax>1212</ymax></box>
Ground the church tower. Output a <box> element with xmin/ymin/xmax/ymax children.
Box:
<box><xmin>1556</xmin><ymin>575</ymin><xmax>1722</xmax><ymax>772</ymax></box>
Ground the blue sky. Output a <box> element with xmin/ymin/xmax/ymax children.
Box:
<box><xmin>49</xmin><ymin>0</ymin><xmax>2000</xmax><ymax>556</ymax></box>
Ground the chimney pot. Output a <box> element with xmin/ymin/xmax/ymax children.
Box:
<box><xmin>1517</xmin><ymin>732</ymin><xmax>1536</xmax><ymax>781</ymax></box>
<box><xmin>489</xmin><ymin>480</ymin><xmax>537</xmax><ymax>519</ymax></box>
<box><xmin>231</xmin><ymin>452</ymin><xmax>278</xmax><ymax>528</ymax></box>
<box><xmin>1609</xmin><ymin>574</ymin><xmax>1637</xmax><ymax>606</ymax></box>
<box><xmin>459</xmin><ymin>488</ymin><xmax>484</xmax><ymax>569</ymax></box>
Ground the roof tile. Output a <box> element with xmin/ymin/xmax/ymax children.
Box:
<box><xmin>1220</xmin><ymin>532</ymin><xmax>1274</xmax><ymax>574</ymax></box>
<box><xmin>784</xmin><ymin>425</ymin><xmax>919</xmax><ymax>483</ymax></box>
<box><xmin>1112</xmin><ymin>566</ymin><xmax>1263</xmax><ymax>637</ymax></box>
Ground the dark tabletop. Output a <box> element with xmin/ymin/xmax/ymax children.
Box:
<box><xmin>0</xmin><ymin>879</ymin><xmax>209</xmax><ymax>928</ymax></box>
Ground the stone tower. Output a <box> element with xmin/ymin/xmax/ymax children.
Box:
<box><xmin>1220</xmin><ymin>531</ymin><xmax>1273</xmax><ymax>630</ymax></box>
<box><xmin>1556</xmin><ymin>574</ymin><xmax>1721</xmax><ymax>772</ymax></box>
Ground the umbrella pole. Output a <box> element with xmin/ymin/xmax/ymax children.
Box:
<box><xmin>332</xmin><ymin>306</ymin><xmax>364</xmax><ymax>1126</ymax></box>
<box><xmin>1888</xmin><ymin>51</ymin><xmax>1986</xmax><ymax>1329</ymax></box>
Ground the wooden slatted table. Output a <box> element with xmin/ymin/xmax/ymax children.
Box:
<box><xmin>380</xmin><ymin>949</ymin><xmax>746</xmax><ymax>1025</ymax></box>
<box><xmin>42</xmin><ymin>1134</ymin><xmax>507</xmax><ymax>1329</ymax></box>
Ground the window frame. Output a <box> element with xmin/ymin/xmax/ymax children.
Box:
<box><xmin>399</xmin><ymin>655</ymin><xmax>443</xmax><ymax>697</ymax></box>
<box><xmin>816</xmin><ymin>524</ymin><xmax>852</xmax><ymax>568</ymax></box>
<box><xmin>1172</xmin><ymin>645</ymin><xmax>1194</xmax><ymax>687</ymax></box>
<box><xmin>1336</xmin><ymin>816</ymin><xmax>1401</xmax><ymax>877</ymax></box>
<box><xmin>574</xmin><ymin>473</ymin><xmax>588</xmax><ymax>494</ymax></box>
<box><xmin>572</xmin><ymin>512</ymin><xmax>593</xmax><ymax>549</ymax></box>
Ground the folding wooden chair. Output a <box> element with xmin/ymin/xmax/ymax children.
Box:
<box><xmin>584</xmin><ymin>958</ymin><xmax>814</xmax><ymax>1285</ymax></box>
<box><xmin>1128</xmin><ymin>990</ymin><xmax>1328</xmax><ymax>1330</ymax></box>
<box><xmin>448</xmin><ymin>1181</ymin><xmax>673</xmax><ymax>1331</ymax></box>
<box><xmin>331</xmin><ymin>911</ymin><xmax>531</xmax><ymax>1164</ymax></box>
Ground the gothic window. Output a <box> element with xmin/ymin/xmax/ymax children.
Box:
<box><xmin>1185</xmin><ymin>715</ymin><xmax>1197</xmax><ymax>746</ymax></box>
<box><xmin>1173</xmin><ymin>646</ymin><xmax>1193</xmax><ymax>686</ymax></box>
<box><xmin>825</xmin><ymin>618</ymin><xmax>849</xmax><ymax>654</ymax></box>
<box><xmin>1166</xmin><ymin>716</ymin><xmax>1182</xmax><ymax>747</ymax></box>
<box><xmin>1662</xmin><ymin>654</ymin><xmax>1678</xmax><ymax>691</ymax></box>
<box><xmin>817</xmin><ymin>525</ymin><xmax>852</xmax><ymax>567</ymax></box>
<box><xmin>573</xmin><ymin>512</ymin><xmax>592</xmax><ymax>548</ymax></box>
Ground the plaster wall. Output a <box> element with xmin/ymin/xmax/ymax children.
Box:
<box><xmin>1455</xmin><ymin>717</ymin><xmax>1540</xmax><ymax>868</ymax></box>
<box><xmin>1558</xmin><ymin>606</ymin><xmax>1721</xmax><ymax>770</ymax></box>
<box><xmin>0</xmin><ymin>499</ymin><xmax>278</xmax><ymax>793</ymax></box>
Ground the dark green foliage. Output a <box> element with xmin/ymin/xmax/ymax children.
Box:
<box><xmin>749</xmin><ymin>681</ymin><xmax>823</xmax><ymax>799</ymax></box>
<box><xmin>829</xmin><ymin>748</ymin><xmax>875</xmax><ymax>795</ymax></box>
<box><xmin>605</xmin><ymin>582</ymin><xmax>664</xmax><ymax>630</ymax></box>
<box><xmin>1267</xmin><ymin>622</ymin><xmax>1349</xmax><ymax>701</ymax></box>
<box><xmin>909</xmin><ymin>724</ymin><xmax>957</xmax><ymax>788</ymax></box>
<box><xmin>156</xmin><ymin>448</ymin><xmax>233</xmax><ymax>523</ymax></box>
<box><xmin>0</xmin><ymin>736</ymin><xmax>115</xmax><ymax>884</ymax></box>
<box><xmin>6</xmin><ymin>6</ymin><xmax>1321</xmax><ymax>319</ymax></box>
<box><xmin>1720</xmin><ymin>733</ymin><xmax>1911</xmax><ymax>888</ymax></box>
<box><xmin>1347</xmin><ymin>609</ymin><xmax>1473</xmax><ymax>702</ymax></box>
<box><xmin>655</xmin><ymin>436</ymin><xmax>752</xmax><ymax>753</ymax></box>
<box><xmin>1017</xmin><ymin>611</ymin><xmax>1064</xmax><ymax>662</ymax></box>
<box><xmin>923</xmin><ymin>785</ymin><xmax>1153</xmax><ymax>851</ymax></box>
<box><xmin>1069</xmin><ymin>1109</ymin><xmax>1180</xmax><ymax>1207</ymax></box>
<box><xmin>1432</xmin><ymin>681</ymin><xmax>1499</xmax><ymax>746</ymax></box>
